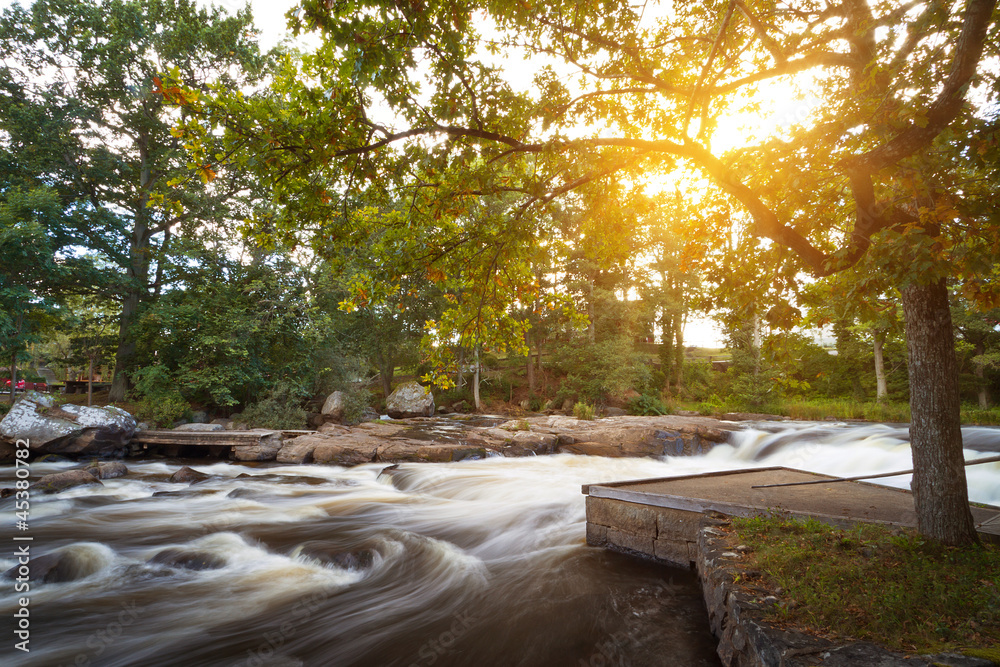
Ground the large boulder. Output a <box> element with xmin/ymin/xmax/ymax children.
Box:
<box><xmin>0</xmin><ymin>391</ymin><xmax>136</xmax><ymax>457</ymax></box>
<box><xmin>313</xmin><ymin>435</ymin><xmax>380</xmax><ymax>466</ymax></box>
<box><xmin>277</xmin><ymin>434</ymin><xmax>328</xmax><ymax>464</ymax></box>
<box><xmin>376</xmin><ymin>441</ymin><xmax>488</xmax><ymax>463</ymax></box>
<box><xmin>321</xmin><ymin>391</ymin><xmax>345</xmax><ymax>423</ymax></box>
<box><xmin>231</xmin><ymin>430</ymin><xmax>283</xmax><ymax>462</ymax></box>
<box><xmin>384</xmin><ymin>382</ymin><xmax>435</xmax><ymax>419</ymax></box>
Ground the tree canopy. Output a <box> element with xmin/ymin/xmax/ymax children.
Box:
<box><xmin>164</xmin><ymin>0</ymin><xmax>1000</xmax><ymax>545</ymax></box>
<box><xmin>0</xmin><ymin>0</ymin><xmax>270</xmax><ymax>400</ymax></box>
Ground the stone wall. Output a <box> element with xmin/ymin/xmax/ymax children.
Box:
<box><xmin>585</xmin><ymin>496</ymin><xmax>701</xmax><ymax>568</ymax></box>
<box><xmin>587</xmin><ymin>501</ymin><xmax>995</xmax><ymax>667</ymax></box>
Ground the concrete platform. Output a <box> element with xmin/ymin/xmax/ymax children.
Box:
<box><xmin>584</xmin><ymin>467</ymin><xmax>1000</xmax><ymax>568</ymax></box>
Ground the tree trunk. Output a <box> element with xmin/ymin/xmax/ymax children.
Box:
<box><xmin>379</xmin><ymin>355</ymin><xmax>394</xmax><ymax>399</ymax></box>
<box><xmin>110</xmin><ymin>138</ymin><xmax>154</xmax><ymax>403</ymax></box>
<box><xmin>9</xmin><ymin>351</ymin><xmax>15</xmax><ymax>401</ymax></box>
<box><xmin>87</xmin><ymin>357</ymin><xmax>94</xmax><ymax>407</ymax></box>
<box><xmin>472</xmin><ymin>347</ymin><xmax>481</xmax><ymax>411</ymax></box>
<box><xmin>901</xmin><ymin>279</ymin><xmax>978</xmax><ymax>546</ymax></box>
<box><xmin>526</xmin><ymin>349</ymin><xmax>535</xmax><ymax>394</ymax></box>
<box><xmin>586</xmin><ymin>279</ymin><xmax>596</xmax><ymax>345</ymax></box>
<box><xmin>673</xmin><ymin>313</ymin><xmax>685</xmax><ymax>391</ymax></box>
<box><xmin>873</xmin><ymin>329</ymin><xmax>888</xmax><ymax>401</ymax></box>
<box><xmin>659</xmin><ymin>311</ymin><xmax>675</xmax><ymax>394</ymax></box>
<box><xmin>974</xmin><ymin>341</ymin><xmax>990</xmax><ymax>410</ymax></box>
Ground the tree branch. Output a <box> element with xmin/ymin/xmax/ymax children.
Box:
<box><xmin>848</xmin><ymin>0</ymin><xmax>998</xmax><ymax>173</ymax></box>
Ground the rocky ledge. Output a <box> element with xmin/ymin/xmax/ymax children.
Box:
<box><xmin>274</xmin><ymin>414</ymin><xmax>738</xmax><ymax>465</ymax></box>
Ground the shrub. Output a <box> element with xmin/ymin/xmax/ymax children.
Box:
<box><xmin>338</xmin><ymin>385</ymin><xmax>374</xmax><ymax>425</ymax></box>
<box><xmin>626</xmin><ymin>393</ymin><xmax>670</xmax><ymax>416</ymax></box>
<box><xmin>130</xmin><ymin>365</ymin><xmax>189</xmax><ymax>427</ymax></box>
<box><xmin>239</xmin><ymin>381</ymin><xmax>309</xmax><ymax>430</ymax></box>
<box><xmin>573</xmin><ymin>402</ymin><xmax>595</xmax><ymax>420</ymax></box>
<box><xmin>552</xmin><ymin>335</ymin><xmax>650</xmax><ymax>404</ymax></box>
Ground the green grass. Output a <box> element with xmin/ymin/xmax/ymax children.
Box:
<box><xmin>961</xmin><ymin>407</ymin><xmax>1000</xmax><ymax>426</ymax></box>
<box><xmin>675</xmin><ymin>396</ymin><xmax>1000</xmax><ymax>425</ymax></box>
<box><xmin>781</xmin><ymin>398</ymin><xmax>912</xmax><ymax>423</ymax></box>
<box><xmin>730</xmin><ymin>516</ymin><xmax>1000</xmax><ymax>654</ymax></box>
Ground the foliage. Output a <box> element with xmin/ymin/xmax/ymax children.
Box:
<box><xmin>781</xmin><ymin>399</ymin><xmax>912</xmax><ymax>424</ymax></box>
<box><xmin>129</xmin><ymin>364</ymin><xmax>188</xmax><ymax>427</ymax></box>
<box><xmin>572</xmin><ymin>402</ymin><xmax>595</xmax><ymax>421</ymax></box>
<box><xmin>626</xmin><ymin>393</ymin><xmax>670</xmax><ymax>417</ymax></box>
<box><xmin>679</xmin><ymin>360</ymin><xmax>716</xmax><ymax>403</ymax></box>
<box><xmin>726</xmin><ymin>333</ymin><xmax>778</xmax><ymax>412</ymax></box>
<box><xmin>0</xmin><ymin>186</ymin><xmax>100</xmax><ymax>395</ymax></box>
<box><xmin>130</xmin><ymin>242</ymin><xmax>315</xmax><ymax>409</ymax></box>
<box><xmin>552</xmin><ymin>335</ymin><xmax>651</xmax><ymax>404</ymax></box>
<box><xmin>731</xmin><ymin>516</ymin><xmax>1000</xmax><ymax>652</ymax></box>
<box><xmin>0</xmin><ymin>0</ymin><xmax>269</xmax><ymax>400</ymax></box>
<box><xmin>238</xmin><ymin>381</ymin><xmax>309</xmax><ymax>431</ymax></box>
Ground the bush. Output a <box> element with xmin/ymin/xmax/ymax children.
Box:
<box><xmin>626</xmin><ymin>393</ymin><xmax>670</xmax><ymax>416</ymax></box>
<box><xmin>573</xmin><ymin>402</ymin><xmax>595</xmax><ymax>420</ymax></box>
<box><xmin>338</xmin><ymin>385</ymin><xmax>374</xmax><ymax>425</ymax></box>
<box><xmin>552</xmin><ymin>335</ymin><xmax>650</xmax><ymax>404</ymax></box>
<box><xmin>680</xmin><ymin>360</ymin><xmax>716</xmax><ymax>401</ymax></box>
<box><xmin>695</xmin><ymin>394</ymin><xmax>728</xmax><ymax>416</ymax></box>
<box><xmin>130</xmin><ymin>365</ymin><xmax>189</xmax><ymax>427</ymax></box>
<box><xmin>239</xmin><ymin>381</ymin><xmax>309</xmax><ymax>430</ymax></box>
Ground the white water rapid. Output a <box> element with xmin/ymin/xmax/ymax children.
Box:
<box><xmin>1</xmin><ymin>421</ymin><xmax>998</xmax><ymax>667</ymax></box>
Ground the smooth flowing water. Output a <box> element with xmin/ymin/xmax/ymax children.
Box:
<box><xmin>2</xmin><ymin>421</ymin><xmax>999</xmax><ymax>667</ymax></box>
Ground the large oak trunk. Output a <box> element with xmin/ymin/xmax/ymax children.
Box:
<box><xmin>901</xmin><ymin>279</ymin><xmax>978</xmax><ymax>546</ymax></box>
<box><xmin>108</xmin><ymin>288</ymin><xmax>139</xmax><ymax>403</ymax></box>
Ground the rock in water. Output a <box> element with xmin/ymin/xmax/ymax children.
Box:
<box><xmin>149</xmin><ymin>548</ymin><xmax>226</xmax><ymax>571</ymax></box>
<box><xmin>30</xmin><ymin>469</ymin><xmax>105</xmax><ymax>494</ymax></box>
<box><xmin>84</xmin><ymin>461</ymin><xmax>129</xmax><ymax>480</ymax></box>
<box><xmin>3</xmin><ymin>546</ymin><xmax>110</xmax><ymax>582</ymax></box>
<box><xmin>384</xmin><ymin>381</ymin><xmax>435</xmax><ymax>419</ymax></box>
<box><xmin>0</xmin><ymin>391</ymin><xmax>136</xmax><ymax>457</ymax></box>
<box><xmin>169</xmin><ymin>466</ymin><xmax>209</xmax><ymax>484</ymax></box>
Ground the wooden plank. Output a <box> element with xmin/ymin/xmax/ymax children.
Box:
<box><xmin>581</xmin><ymin>466</ymin><xmax>786</xmax><ymax>494</ymax></box>
<box><xmin>131</xmin><ymin>429</ymin><xmax>278</xmax><ymax>448</ymax></box>
<box><xmin>750</xmin><ymin>455</ymin><xmax>1000</xmax><ymax>489</ymax></box>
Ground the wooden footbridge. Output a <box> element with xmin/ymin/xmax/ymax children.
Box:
<box><xmin>130</xmin><ymin>428</ymin><xmax>315</xmax><ymax>460</ymax></box>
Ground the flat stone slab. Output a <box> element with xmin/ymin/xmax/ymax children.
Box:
<box><xmin>584</xmin><ymin>467</ymin><xmax>1000</xmax><ymax>544</ymax></box>
<box><xmin>124</xmin><ymin>415</ymin><xmax>740</xmax><ymax>464</ymax></box>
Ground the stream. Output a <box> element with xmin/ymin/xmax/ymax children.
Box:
<box><xmin>2</xmin><ymin>420</ymin><xmax>999</xmax><ymax>666</ymax></box>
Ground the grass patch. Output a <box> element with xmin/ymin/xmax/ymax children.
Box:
<box><xmin>961</xmin><ymin>407</ymin><xmax>1000</xmax><ymax>426</ymax></box>
<box><xmin>781</xmin><ymin>398</ymin><xmax>912</xmax><ymax>423</ymax></box>
<box><xmin>730</xmin><ymin>516</ymin><xmax>1000</xmax><ymax>653</ymax></box>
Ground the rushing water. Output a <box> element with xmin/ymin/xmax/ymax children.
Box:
<box><xmin>2</xmin><ymin>421</ymin><xmax>999</xmax><ymax>667</ymax></box>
